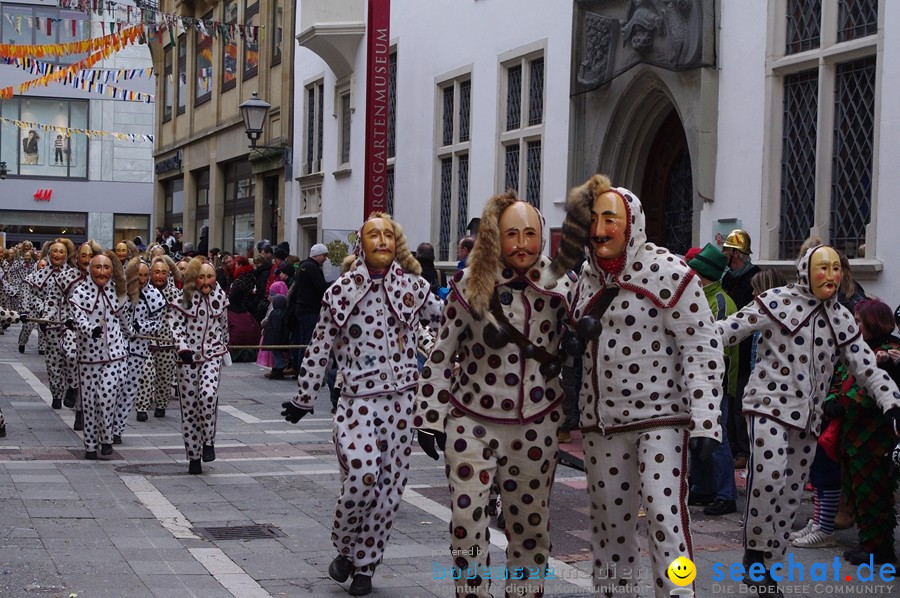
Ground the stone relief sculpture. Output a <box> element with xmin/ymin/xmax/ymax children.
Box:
<box><xmin>621</xmin><ymin>0</ymin><xmax>666</xmax><ymax>55</ymax></box>
<box><xmin>577</xmin><ymin>12</ymin><xmax>614</xmax><ymax>87</ymax></box>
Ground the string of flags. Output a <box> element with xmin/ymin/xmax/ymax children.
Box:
<box><xmin>0</xmin><ymin>24</ymin><xmax>143</xmax><ymax>59</ymax></box>
<box><xmin>57</xmin><ymin>0</ymin><xmax>261</xmax><ymax>45</ymax></box>
<box><xmin>6</xmin><ymin>57</ymin><xmax>154</xmax><ymax>102</ymax></box>
<box><xmin>1</xmin><ymin>116</ymin><xmax>154</xmax><ymax>143</ymax></box>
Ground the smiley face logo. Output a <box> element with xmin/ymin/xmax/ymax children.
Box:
<box><xmin>667</xmin><ymin>556</ymin><xmax>696</xmax><ymax>586</ymax></box>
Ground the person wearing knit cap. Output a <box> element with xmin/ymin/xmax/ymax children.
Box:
<box><xmin>281</xmin><ymin>213</ymin><xmax>442</xmax><ymax>597</ymax></box>
<box><xmin>285</xmin><ymin>243</ymin><xmax>329</xmax><ymax>375</ymax></box>
<box><xmin>686</xmin><ymin>243</ymin><xmax>740</xmax><ymax>517</ymax></box>
<box><xmin>718</xmin><ymin>246</ymin><xmax>900</xmax><ymax>596</ymax></box>
<box><xmin>552</xmin><ymin>175</ymin><xmax>723</xmax><ymax>598</ymax></box>
<box><xmin>413</xmin><ymin>191</ymin><xmax>576</xmax><ymax>598</ymax></box>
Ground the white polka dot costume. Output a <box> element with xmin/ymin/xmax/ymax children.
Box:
<box><xmin>719</xmin><ymin>246</ymin><xmax>900</xmax><ymax>566</ymax></box>
<box><xmin>291</xmin><ymin>257</ymin><xmax>442</xmax><ymax>578</ymax></box>
<box><xmin>33</xmin><ymin>263</ymin><xmax>81</xmax><ymax>405</ymax></box>
<box><xmin>413</xmin><ymin>255</ymin><xmax>575</xmax><ymax>598</ymax></box>
<box><xmin>568</xmin><ymin>187</ymin><xmax>723</xmax><ymax>598</ymax></box>
<box><xmin>115</xmin><ymin>281</ymin><xmax>165</xmax><ymax>437</ymax></box>
<box><xmin>0</xmin><ymin>306</ymin><xmax>21</xmax><ymax>430</ymax></box>
<box><xmin>69</xmin><ymin>277</ymin><xmax>128</xmax><ymax>453</ymax></box>
<box><xmin>167</xmin><ymin>285</ymin><xmax>229</xmax><ymax>462</ymax></box>
<box><xmin>19</xmin><ymin>263</ymin><xmax>41</xmax><ymax>349</ymax></box>
<box><xmin>136</xmin><ymin>280</ymin><xmax>180</xmax><ymax>414</ymax></box>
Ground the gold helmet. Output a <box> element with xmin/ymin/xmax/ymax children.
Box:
<box><xmin>723</xmin><ymin>229</ymin><xmax>752</xmax><ymax>254</ymax></box>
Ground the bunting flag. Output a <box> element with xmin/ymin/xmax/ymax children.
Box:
<box><xmin>56</xmin><ymin>0</ymin><xmax>261</xmax><ymax>44</ymax></box>
<box><xmin>5</xmin><ymin>58</ymin><xmax>154</xmax><ymax>102</ymax></box>
<box><xmin>0</xmin><ymin>23</ymin><xmax>142</xmax><ymax>59</ymax></box>
<box><xmin>0</xmin><ymin>116</ymin><xmax>153</xmax><ymax>143</ymax></box>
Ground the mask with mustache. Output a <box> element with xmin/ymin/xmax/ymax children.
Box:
<box><xmin>499</xmin><ymin>202</ymin><xmax>542</xmax><ymax>273</ymax></box>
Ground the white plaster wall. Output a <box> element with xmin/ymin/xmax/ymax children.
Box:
<box><xmin>291</xmin><ymin>0</ymin><xmax>573</xmax><ymax>250</ymax></box>
<box><xmin>706</xmin><ymin>0</ymin><xmax>766</xmax><ymax>254</ymax></box>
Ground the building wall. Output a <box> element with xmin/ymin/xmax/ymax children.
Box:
<box><xmin>290</xmin><ymin>0</ymin><xmax>574</xmax><ymax>258</ymax></box>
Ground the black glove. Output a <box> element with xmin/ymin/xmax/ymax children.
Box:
<box><xmin>823</xmin><ymin>401</ymin><xmax>845</xmax><ymax>419</ymax></box>
<box><xmin>65</xmin><ymin>318</ymin><xmax>75</xmax><ymax>331</ymax></box>
<box><xmin>417</xmin><ymin>429</ymin><xmax>447</xmax><ymax>460</ymax></box>
<box><xmin>886</xmin><ymin>406</ymin><xmax>900</xmax><ymax>437</ymax></box>
<box><xmin>16</xmin><ymin>312</ymin><xmax>28</xmax><ymax>323</ymax></box>
<box><xmin>39</xmin><ymin>322</ymin><xmax>47</xmax><ymax>333</ymax></box>
<box><xmin>689</xmin><ymin>437</ymin><xmax>721</xmax><ymax>461</ymax></box>
<box><xmin>133</xmin><ymin>321</ymin><xmax>141</xmax><ymax>333</ymax></box>
<box><xmin>91</xmin><ymin>326</ymin><xmax>102</xmax><ymax>339</ymax></box>
<box><xmin>178</xmin><ymin>350</ymin><xmax>194</xmax><ymax>364</ymax></box>
<box><xmin>280</xmin><ymin>401</ymin><xmax>312</xmax><ymax>424</ymax></box>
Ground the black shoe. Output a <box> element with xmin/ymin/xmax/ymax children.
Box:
<box><xmin>704</xmin><ymin>498</ymin><xmax>737</xmax><ymax>516</ymax></box>
<box><xmin>73</xmin><ymin>411</ymin><xmax>83</xmax><ymax>431</ymax></box>
<box><xmin>100</xmin><ymin>443</ymin><xmax>113</xmax><ymax>456</ymax></box>
<box><xmin>188</xmin><ymin>459</ymin><xmax>202</xmax><ymax>474</ymax></box>
<box><xmin>84</xmin><ymin>451</ymin><xmax>97</xmax><ymax>460</ymax></box>
<box><xmin>136</xmin><ymin>411</ymin><xmax>148</xmax><ymax>422</ymax></box>
<box><xmin>63</xmin><ymin>387</ymin><xmax>77</xmax><ymax>408</ymax></box>
<box><xmin>328</xmin><ymin>555</ymin><xmax>353</xmax><ymax>583</ymax></box>
<box><xmin>154</xmin><ymin>408</ymin><xmax>165</xmax><ymax>418</ymax></box>
<box><xmin>348</xmin><ymin>574</ymin><xmax>372</xmax><ymax>596</ymax></box>
<box><xmin>0</xmin><ymin>424</ymin><xmax>6</xmax><ymax>438</ymax></box>
<box><xmin>688</xmin><ymin>491</ymin><xmax>715</xmax><ymax>506</ymax></box>
<box><xmin>202</xmin><ymin>445</ymin><xmax>215</xmax><ymax>462</ymax></box>
<box><xmin>846</xmin><ymin>549</ymin><xmax>896</xmax><ymax>566</ymax></box>
<box><xmin>18</xmin><ymin>345</ymin><xmax>25</xmax><ymax>354</ymax></box>
<box><xmin>742</xmin><ymin>549</ymin><xmax>783</xmax><ymax>597</ymax></box>
<box><xmin>265</xmin><ymin>368</ymin><xmax>285</xmax><ymax>380</ymax></box>
<box><xmin>113</xmin><ymin>435</ymin><xmax>122</xmax><ymax>445</ymax></box>
<box><xmin>51</xmin><ymin>398</ymin><xmax>62</xmax><ymax>410</ymax></box>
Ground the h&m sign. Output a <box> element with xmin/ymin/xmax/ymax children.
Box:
<box><xmin>34</xmin><ymin>188</ymin><xmax>52</xmax><ymax>201</ymax></box>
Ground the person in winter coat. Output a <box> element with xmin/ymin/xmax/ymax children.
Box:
<box><xmin>281</xmin><ymin>213</ymin><xmax>442</xmax><ymax>597</ymax></box>
<box><xmin>551</xmin><ymin>175</ymin><xmax>724</xmax><ymax>598</ymax></box>
<box><xmin>258</xmin><ymin>280</ymin><xmax>289</xmax><ymax>378</ymax></box>
<box><xmin>68</xmin><ymin>251</ymin><xmax>128</xmax><ymax>460</ymax></box>
<box><xmin>286</xmin><ymin>243</ymin><xmax>329</xmax><ymax>374</ymax></box>
<box><xmin>413</xmin><ymin>192</ymin><xmax>576</xmax><ymax>598</ymax></box>
<box><xmin>167</xmin><ymin>257</ymin><xmax>229</xmax><ymax>475</ymax></box>
<box><xmin>719</xmin><ymin>245</ymin><xmax>900</xmax><ymax>596</ymax></box>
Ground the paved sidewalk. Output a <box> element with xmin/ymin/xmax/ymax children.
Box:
<box><xmin>0</xmin><ymin>327</ymin><xmax>896</xmax><ymax>597</ymax></box>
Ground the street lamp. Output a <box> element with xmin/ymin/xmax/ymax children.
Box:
<box><xmin>239</xmin><ymin>91</ymin><xmax>270</xmax><ymax>149</ymax></box>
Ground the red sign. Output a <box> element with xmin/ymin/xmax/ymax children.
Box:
<box><xmin>34</xmin><ymin>188</ymin><xmax>52</xmax><ymax>201</ymax></box>
<box><xmin>363</xmin><ymin>0</ymin><xmax>390</xmax><ymax>218</ymax></box>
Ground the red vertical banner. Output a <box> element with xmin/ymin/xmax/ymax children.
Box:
<box><xmin>363</xmin><ymin>0</ymin><xmax>390</xmax><ymax>218</ymax></box>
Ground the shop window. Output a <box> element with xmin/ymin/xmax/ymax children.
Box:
<box><xmin>244</xmin><ymin>0</ymin><xmax>259</xmax><ymax>79</ymax></box>
<box><xmin>223</xmin><ymin>161</ymin><xmax>255</xmax><ymax>256</ymax></box>
<box><xmin>0</xmin><ymin>209</ymin><xmax>87</xmax><ymax>245</ymax></box>
<box><xmin>114</xmin><ymin>214</ymin><xmax>150</xmax><ymax>246</ymax></box>
<box><xmin>222</xmin><ymin>1</ymin><xmax>238</xmax><ymax>92</ymax></box>
<box><xmin>0</xmin><ymin>97</ymin><xmax>88</xmax><ymax>179</ymax></box>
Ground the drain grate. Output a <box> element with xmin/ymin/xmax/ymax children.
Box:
<box><xmin>116</xmin><ymin>463</ymin><xmax>191</xmax><ymax>476</ymax></box>
<box><xmin>194</xmin><ymin>523</ymin><xmax>285</xmax><ymax>541</ymax></box>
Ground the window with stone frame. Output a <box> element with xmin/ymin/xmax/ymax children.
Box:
<box><xmin>772</xmin><ymin>0</ymin><xmax>878</xmax><ymax>260</ymax></box>
<box><xmin>303</xmin><ymin>80</ymin><xmax>325</xmax><ymax>175</ymax></box>
<box><xmin>195</xmin><ymin>11</ymin><xmax>214</xmax><ymax>105</ymax></box>
<box><xmin>243</xmin><ymin>0</ymin><xmax>259</xmax><ymax>79</ymax></box>
<box><xmin>500</xmin><ymin>52</ymin><xmax>544</xmax><ymax>208</ymax></box>
<box><xmin>435</xmin><ymin>73</ymin><xmax>472</xmax><ymax>261</ymax></box>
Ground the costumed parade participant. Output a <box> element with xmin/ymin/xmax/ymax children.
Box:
<box><xmin>281</xmin><ymin>212</ymin><xmax>442</xmax><ymax>597</ymax></box>
<box><xmin>114</xmin><ymin>240</ymin><xmax>140</xmax><ymax>264</ymax></box>
<box><xmin>135</xmin><ymin>255</ymin><xmax>181</xmax><ymax>421</ymax></box>
<box><xmin>167</xmin><ymin>257</ymin><xmax>228</xmax><ymax>475</ymax></box>
<box><xmin>33</xmin><ymin>238</ymin><xmax>80</xmax><ymax>410</ymax></box>
<box><xmin>413</xmin><ymin>192</ymin><xmax>576</xmax><ymax>598</ymax></box>
<box><xmin>551</xmin><ymin>175</ymin><xmax>723</xmax><ymax>598</ymax></box>
<box><xmin>0</xmin><ymin>306</ymin><xmax>24</xmax><ymax>435</ymax></box>
<box><xmin>718</xmin><ymin>245</ymin><xmax>900</xmax><ymax>597</ymax></box>
<box><xmin>16</xmin><ymin>243</ymin><xmax>39</xmax><ymax>353</ymax></box>
<box><xmin>113</xmin><ymin>258</ymin><xmax>165</xmax><ymax>443</ymax></box>
<box><xmin>68</xmin><ymin>251</ymin><xmax>128</xmax><ymax>459</ymax></box>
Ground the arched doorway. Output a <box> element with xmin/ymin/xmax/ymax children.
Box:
<box><xmin>640</xmin><ymin>108</ymin><xmax>693</xmax><ymax>255</ymax></box>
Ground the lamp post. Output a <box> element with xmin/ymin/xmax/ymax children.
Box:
<box><xmin>239</xmin><ymin>91</ymin><xmax>270</xmax><ymax>149</ymax></box>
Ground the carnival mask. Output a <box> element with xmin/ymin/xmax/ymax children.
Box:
<box><xmin>810</xmin><ymin>246</ymin><xmax>842</xmax><ymax>301</ymax></box>
<box><xmin>49</xmin><ymin>242</ymin><xmax>67</xmax><ymax>268</ymax></box>
<box><xmin>90</xmin><ymin>254</ymin><xmax>113</xmax><ymax>287</ymax></box>
<box><xmin>150</xmin><ymin>261</ymin><xmax>169</xmax><ymax>289</ymax></box>
<box><xmin>590</xmin><ymin>191</ymin><xmax>628</xmax><ymax>261</ymax></box>
<box><xmin>138</xmin><ymin>262</ymin><xmax>150</xmax><ymax>288</ymax></box>
<box><xmin>361</xmin><ymin>217</ymin><xmax>395</xmax><ymax>271</ymax></box>
<box><xmin>77</xmin><ymin>243</ymin><xmax>93</xmax><ymax>272</ymax></box>
<box><xmin>198</xmin><ymin>263</ymin><xmax>216</xmax><ymax>295</ymax></box>
<box><xmin>115</xmin><ymin>243</ymin><xmax>129</xmax><ymax>262</ymax></box>
<box><xmin>499</xmin><ymin>202</ymin><xmax>542</xmax><ymax>273</ymax></box>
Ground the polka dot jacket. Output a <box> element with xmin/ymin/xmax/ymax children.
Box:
<box><xmin>0</xmin><ymin>306</ymin><xmax>20</xmax><ymax>326</ymax></box>
<box><xmin>125</xmin><ymin>282</ymin><xmax>166</xmax><ymax>358</ymax></box>
<box><xmin>572</xmin><ymin>187</ymin><xmax>724</xmax><ymax>440</ymax></box>
<box><xmin>291</xmin><ymin>258</ymin><xmax>443</xmax><ymax>409</ymax></box>
<box><xmin>33</xmin><ymin>264</ymin><xmax>80</xmax><ymax>330</ymax></box>
<box><xmin>167</xmin><ymin>286</ymin><xmax>229</xmax><ymax>362</ymax></box>
<box><xmin>68</xmin><ymin>277</ymin><xmax>128</xmax><ymax>365</ymax></box>
<box><xmin>413</xmin><ymin>256</ymin><xmax>575</xmax><ymax>429</ymax></box>
<box><xmin>719</xmin><ymin>246</ymin><xmax>900</xmax><ymax>434</ymax></box>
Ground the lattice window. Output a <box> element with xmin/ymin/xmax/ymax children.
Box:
<box><xmin>304</xmin><ymin>82</ymin><xmax>324</xmax><ymax>175</ymax></box>
<box><xmin>505</xmin><ymin>144</ymin><xmax>520</xmax><ymax>192</ymax></box>
<box><xmin>785</xmin><ymin>0</ymin><xmax>821</xmax><ymax>54</ymax></box>
<box><xmin>459</xmin><ymin>80</ymin><xmax>471</xmax><ymax>143</ymax></box>
<box><xmin>837</xmin><ymin>0</ymin><xmax>877</xmax><ymax>43</ymax></box>
<box><xmin>439</xmin><ymin>158</ymin><xmax>453</xmax><ymax>261</ymax></box>
<box><xmin>339</xmin><ymin>92</ymin><xmax>351</xmax><ymax>165</ymax></box>
<box><xmin>779</xmin><ymin>70</ymin><xmax>819</xmax><ymax>260</ymax></box>
<box><xmin>442</xmin><ymin>87</ymin><xmax>454</xmax><ymax>146</ymax></box>
<box><xmin>525</xmin><ymin>140</ymin><xmax>541</xmax><ymax>207</ymax></box>
<box><xmin>664</xmin><ymin>150</ymin><xmax>693</xmax><ymax>256</ymax></box>
<box><xmin>306</xmin><ymin>87</ymin><xmax>315</xmax><ymax>174</ymax></box>
<box><xmin>506</xmin><ymin>65</ymin><xmax>522</xmax><ymax>131</ymax></box>
<box><xmin>457</xmin><ymin>155</ymin><xmax>469</xmax><ymax>241</ymax></box>
<box><xmin>830</xmin><ymin>57</ymin><xmax>875</xmax><ymax>259</ymax></box>
<box><xmin>386</xmin><ymin>167</ymin><xmax>395</xmax><ymax>216</ymax></box>
<box><xmin>388</xmin><ymin>51</ymin><xmax>397</xmax><ymax>159</ymax></box>
<box><xmin>528</xmin><ymin>58</ymin><xmax>544</xmax><ymax>127</ymax></box>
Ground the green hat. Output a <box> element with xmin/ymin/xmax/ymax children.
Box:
<box><xmin>688</xmin><ymin>242</ymin><xmax>728</xmax><ymax>281</ymax></box>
